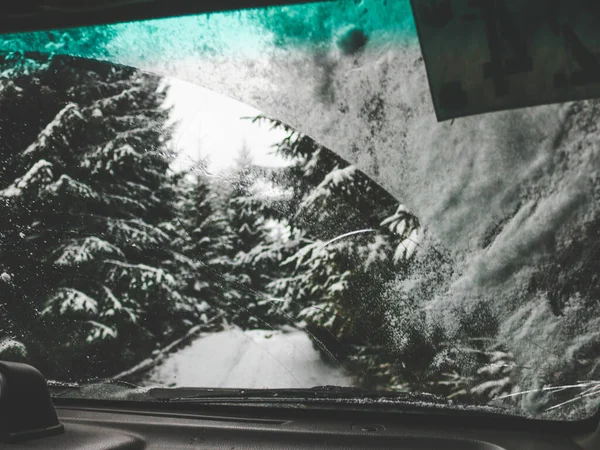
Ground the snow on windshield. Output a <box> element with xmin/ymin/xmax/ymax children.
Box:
<box><xmin>1</xmin><ymin>0</ymin><xmax>600</xmax><ymax>421</ymax></box>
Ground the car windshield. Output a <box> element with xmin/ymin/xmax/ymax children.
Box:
<box><xmin>1</xmin><ymin>0</ymin><xmax>599</xmax><ymax>422</ymax></box>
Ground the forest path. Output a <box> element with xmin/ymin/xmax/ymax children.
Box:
<box><xmin>144</xmin><ymin>326</ymin><xmax>355</xmax><ymax>388</ymax></box>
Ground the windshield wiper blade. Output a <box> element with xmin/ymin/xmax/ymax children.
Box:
<box><xmin>147</xmin><ymin>385</ymin><xmax>450</xmax><ymax>405</ymax></box>
<box><xmin>145</xmin><ymin>385</ymin><xmax>519</xmax><ymax>417</ymax></box>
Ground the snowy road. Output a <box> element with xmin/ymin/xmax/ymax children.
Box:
<box><xmin>145</xmin><ymin>327</ymin><xmax>355</xmax><ymax>389</ymax></box>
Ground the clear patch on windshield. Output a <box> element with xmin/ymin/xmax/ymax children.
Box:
<box><xmin>0</xmin><ymin>0</ymin><xmax>599</xmax><ymax>423</ymax></box>
<box><xmin>0</xmin><ymin>52</ymin><xmax>419</xmax><ymax>395</ymax></box>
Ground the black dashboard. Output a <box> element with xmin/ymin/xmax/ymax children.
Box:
<box><xmin>10</xmin><ymin>402</ymin><xmax>591</xmax><ymax>450</ymax></box>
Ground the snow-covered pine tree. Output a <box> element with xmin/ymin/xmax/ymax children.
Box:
<box><xmin>224</xmin><ymin>145</ymin><xmax>285</xmax><ymax>328</ymax></box>
<box><xmin>165</xmin><ymin>162</ymin><xmax>236</xmax><ymax>328</ymax></box>
<box><xmin>0</xmin><ymin>52</ymin><xmax>186</xmax><ymax>379</ymax></box>
<box><xmin>250</xmin><ymin>118</ymin><xmax>423</xmax><ymax>387</ymax></box>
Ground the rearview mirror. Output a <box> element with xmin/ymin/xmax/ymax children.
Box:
<box><xmin>411</xmin><ymin>0</ymin><xmax>600</xmax><ymax>120</ymax></box>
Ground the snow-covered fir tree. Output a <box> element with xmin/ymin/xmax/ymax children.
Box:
<box><xmin>165</xmin><ymin>162</ymin><xmax>237</xmax><ymax>327</ymax></box>
<box><xmin>223</xmin><ymin>146</ymin><xmax>282</xmax><ymax>328</ymax></box>
<box><xmin>0</xmin><ymin>52</ymin><xmax>191</xmax><ymax>379</ymax></box>
<box><xmin>246</xmin><ymin>118</ymin><xmax>425</xmax><ymax>387</ymax></box>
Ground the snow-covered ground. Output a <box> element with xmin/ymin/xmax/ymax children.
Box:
<box><xmin>145</xmin><ymin>327</ymin><xmax>355</xmax><ymax>389</ymax></box>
